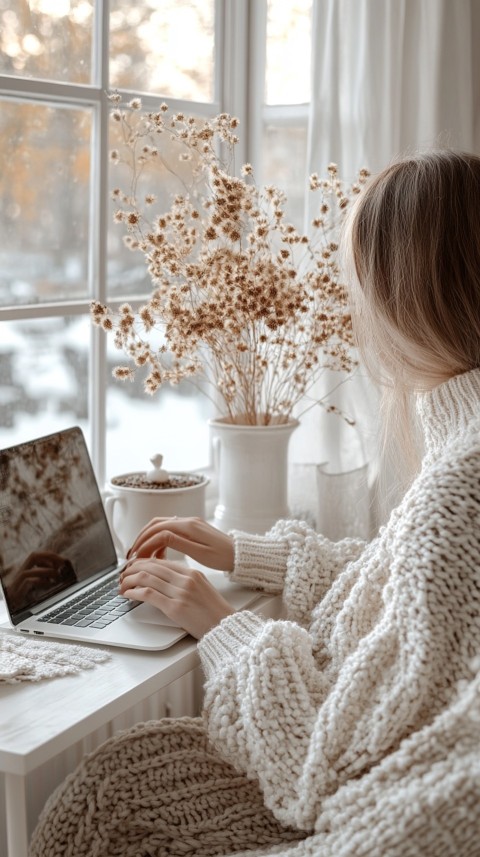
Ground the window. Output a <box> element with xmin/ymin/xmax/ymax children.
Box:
<box><xmin>0</xmin><ymin>0</ymin><xmax>312</xmax><ymax>484</ymax></box>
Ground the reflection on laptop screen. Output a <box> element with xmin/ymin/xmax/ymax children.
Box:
<box><xmin>0</xmin><ymin>427</ymin><xmax>117</xmax><ymax>620</ymax></box>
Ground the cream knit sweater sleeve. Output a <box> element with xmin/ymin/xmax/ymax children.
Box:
<box><xmin>228</xmin><ymin>520</ymin><xmax>367</xmax><ymax>626</ymax></box>
<box><xmin>198</xmin><ymin>441</ymin><xmax>480</xmax><ymax>833</ymax></box>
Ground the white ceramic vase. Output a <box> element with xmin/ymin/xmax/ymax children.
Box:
<box><xmin>209</xmin><ymin>417</ymin><xmax>299</xmax><ymax>534</ymax></box>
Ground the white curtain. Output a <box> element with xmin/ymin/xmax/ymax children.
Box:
<box><xmin>291</xmin><ymin>0</ymin><xmax>480</xmax><ymax>530</ymax></box>
<box><xmin>308</xmin><ymin>0</ymin><xmax>478</xmax><ymax>177</ymax></box>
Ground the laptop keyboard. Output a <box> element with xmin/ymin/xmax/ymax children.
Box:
<box><xmin>38</xmin><ymin>576</ymin><xmax>140</xmax><ymax>629</ymax></box>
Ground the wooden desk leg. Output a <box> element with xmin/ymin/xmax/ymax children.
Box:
<box><xmin>5</xmin><ymin>773</ymin><xmax>29</xmax><ymax>857</ymax></box>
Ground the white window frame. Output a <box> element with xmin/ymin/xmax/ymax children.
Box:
<box><xmin>0</xmin><ymin>0</ymin><xmax>310</xmax><ymax>485</ymax></box>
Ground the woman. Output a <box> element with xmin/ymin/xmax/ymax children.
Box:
<box><xmin>30</xmin><ymin>151</ymin><xmax>480</xmax><ymax>857</ymax></box>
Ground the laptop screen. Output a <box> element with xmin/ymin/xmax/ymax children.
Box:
<box><xmin>0</xmin><ymin>427</ymin><xmax>118</xmax><ymax>622</ymax></box>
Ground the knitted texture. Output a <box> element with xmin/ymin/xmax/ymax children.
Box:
<box><xmin>0</xmin><ymin>633</ymin><xmax>110</xmax><ymax>683</ymax></box>
<box><xmin>28</xmin><ymin>717</ymin><xmax>302</xmax><ymax>857</ymax></box>
<box><xmin>198</xmin><ymin>368</ymin><xmax>480</xmax><ymax>853</ymax></box>
<box><xmin>29</xmin><ymin>369</ymin><xmax>480</xmax><ymax>857</ymax></box>
<box><xmin>28</xmin><ymin>688</ymin><xmax>480</xmax><ymax>857</ymax></box>
<box><xmin>231</xmin><ymin>666</ymin><xmax>480</xmax><ymax>857</ymax></box>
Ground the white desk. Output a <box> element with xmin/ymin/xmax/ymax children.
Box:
<box><xmin>0</xmin><ymin>583</ymin><xmax>281</xmax><ymax>857</ymax></box>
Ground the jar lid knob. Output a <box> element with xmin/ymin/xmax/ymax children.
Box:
<box><xmin>146</xmin><ymin>453</ymin><xmax>169</xmax><ymax>483</ymax></box>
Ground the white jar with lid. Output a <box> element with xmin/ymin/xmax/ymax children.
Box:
<box><xmin>104</xmin><ymin>455</ymin><xmax>209</xmax><ymax>559</ymax></box>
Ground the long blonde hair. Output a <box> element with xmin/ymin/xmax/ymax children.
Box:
<box><xmin>345</xmin><ymin>150</ymin><xmax>480</xmax><ymax>475</ymax></box>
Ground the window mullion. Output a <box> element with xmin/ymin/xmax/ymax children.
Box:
<box><xmin>220</xmin><ymin>0</ymin><xmax>252</xmax><ymax>169</ymax></box>
<box><xmin>0</xmin><ymin>77</ymin><xmax>100</xmax><ymax>104</ymax></box>
<box><xmin>247</xmin><ymin>0</ymin><xmax>267</xmax><ymax>177</ymax></box>
<box><xmin>89</xmin><ymin>0</ymin><xmax>111</xmax><ymax>485</ymax></box>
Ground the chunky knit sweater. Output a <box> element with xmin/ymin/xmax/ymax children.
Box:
<box><xmin>197</xmin><ymin>368</ymin><xmax>480</xmax><ymax>855</ymax></box>
<box><xmin>29</xmin><ymin>370</ymin><xmax>480</xmax><ymax>857</ymax></box>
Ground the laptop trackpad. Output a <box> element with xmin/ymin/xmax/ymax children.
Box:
<box><xmin>129</xmin><ymin>603</ymin><xmax>181</xmax><ymax>628</ymax></box>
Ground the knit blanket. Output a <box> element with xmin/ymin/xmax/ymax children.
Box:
<box><xmin>0</xmin><ymin>632</ymin><xmax>110</xmax><ymax>683</ymax></box>
<box><xmin>29</xmin><ymin>669</ymin><xmax>480</xmax><ymax>857</ymax></box>
<box><xmin>29</xmin><ymin>717</ymin><xmax>302</xmax><ymax>857</ymax></box>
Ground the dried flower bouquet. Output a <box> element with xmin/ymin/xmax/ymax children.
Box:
<box><xmin>91</xmin><ymin>97</ymin><xmax>369</xmax><ymax>426</ymax></box>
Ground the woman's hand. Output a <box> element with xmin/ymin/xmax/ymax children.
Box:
<box><xmin>119</xmin><ymin>558</ymin><xmax>234</xmax><ymax>639</ymax></box>
<box><xmin>127</xmin><ymin>517</ymin><xmax>235</xmax><ymax>572</ymax></box>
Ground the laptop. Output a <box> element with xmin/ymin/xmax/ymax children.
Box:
<box><xmin>0</xmin><ymin>426</ymin><xmax>260</xmax><ymax>650</ymax></box>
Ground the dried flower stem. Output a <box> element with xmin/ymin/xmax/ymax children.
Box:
<box><xmin>93</xmin><ymin>98</ymin><xmax>369</xmax><ymax>425</ymax></box>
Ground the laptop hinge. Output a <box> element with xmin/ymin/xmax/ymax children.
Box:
<box><xmin>11</xmin><ymin>609</ymin><xmax>34</xmax><ymax>625</ymax></box>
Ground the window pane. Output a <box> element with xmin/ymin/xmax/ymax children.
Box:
<box><xmin>0</xmin><ymin>316</ymin><xmax>90</xmax><ymax>450</ymax></box>
<box><xmin>109</xmin><ymin>0</ymin><xmax>215</xmax><ymax>103</ymax></box>
<box><xmin>0</xmin><ymin>315</ymin><xmax>212</xmax><ymax>475</ymax></box>
<box><xmin>0</xmin><ymin>0</ymin><xmax>93</xmax><ymax>84</ymax></box>
<box><xmin>266</xmin><ymin>0</ymin><xmax>312</xmax><ymax>104</ymax></box>
<box><xmin>107</xmin><ymin>108</ymin><xmax>206</xmax><ymax>298</ymax></box>
<box><xmin>106</xmin><ymin>377</ymin><xmax>213</xmax><ymax>478</ymax></box>
<box><xmin>262</xmin><ymin>124</ymin><xmax>308</xmax><ymax>230</ymax></box>
<box><xmin>105</xmin><ymin>105</ymin><xmax>216</xmax><ymax>475</ymax></box>
<box><xmin>0</xmin><ymin>100</ymin><xmax>91</xmax><ymax>307</ymax></box>
<box><xmin>107</xmin><ymin>109</ymin><xmax>155</xmax><ymax>298</ymax></box>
